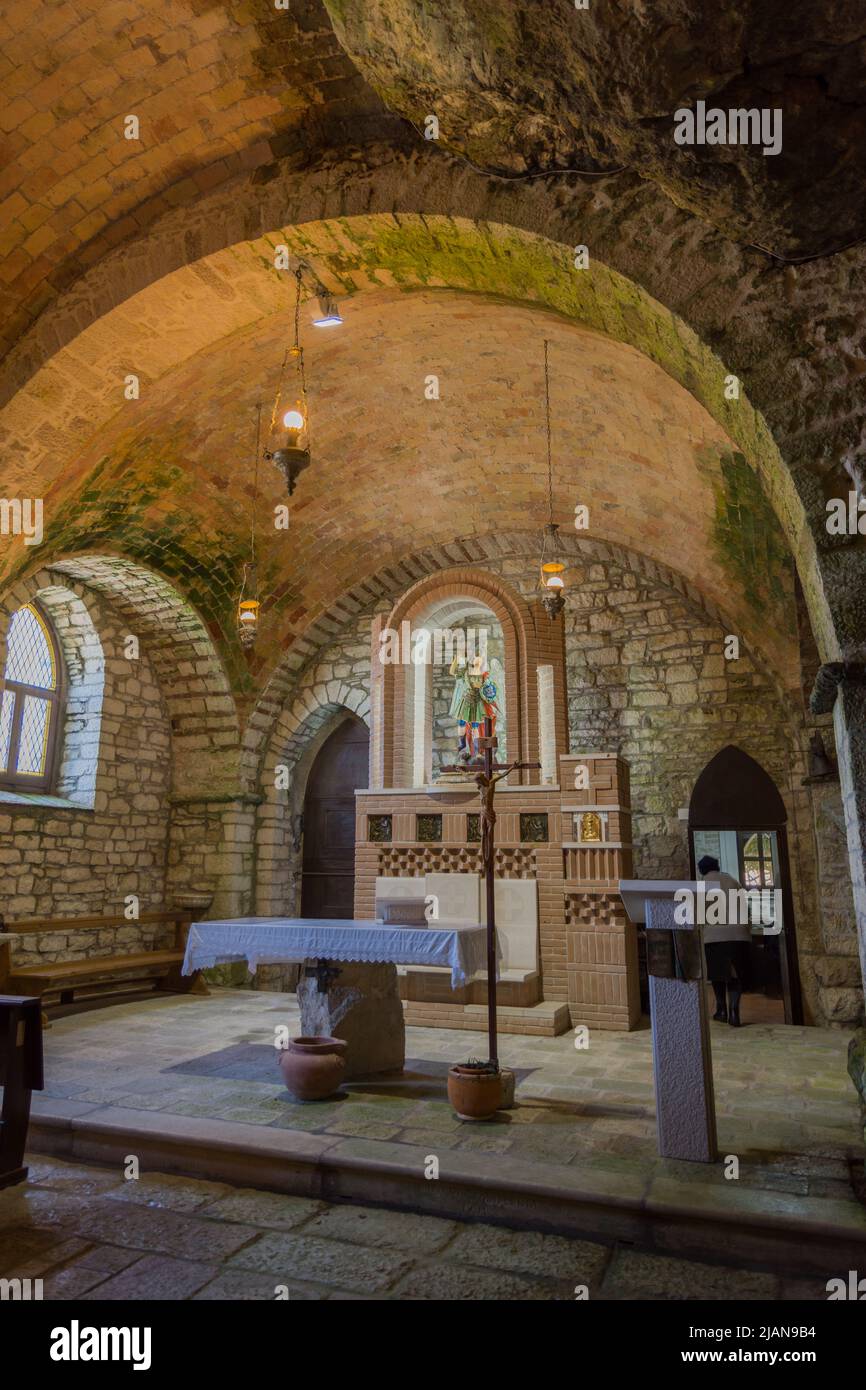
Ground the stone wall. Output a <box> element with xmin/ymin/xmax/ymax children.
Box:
<box><xmin>810</xmin><ymin>776</ymin><xmax>864</xmax><ymax>1025</ymax></box>
<box><xmin>0</xmin><ymin>545</ymin><xmax>857</xmax><ymax>1024</ymax></box>
<box><xmin>1</xmin><ymin>582</ymin><xmax>173</xmax><ymax>965</ymax></box>
<box><xmin>250</xmin><ymin>544</ymin><xmax>860</xmax><ymax>1025</ymax></box>
<box><xmin>551</xmin><ymin>550</ymin><xmax>859</xmax><ymax>1027</ymax></box>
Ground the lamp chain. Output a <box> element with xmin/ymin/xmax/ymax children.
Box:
<box><xmin>249</xmin><ymin>401</ymin><xmax>262</xmax><ymax>570</ymax></box>
<box><xmin>544</xmin><ymin>338</ymin><xmax>553</xmax><ymax>525</ymax></box>
<box><xmin>266</xmin><ymin>265</ymin><xmax>306</xmax><ymax>448</ymax></box>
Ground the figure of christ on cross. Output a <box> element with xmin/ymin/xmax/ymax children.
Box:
<box><xmin>442</xmin><ymin>716</ymin><xmax>540</xmax><ymax>1067</ymax></box>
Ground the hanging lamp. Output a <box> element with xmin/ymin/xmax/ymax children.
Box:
<box><xmin>237</xmin><ymin>403</ymin><xmax>263</xmax><ymax>648</ymax></box>
<box><xmin>265</xmin><ymin>266</ymin><xmax>312</xmax><ymax>496</ymax></box>
<box><xmin>539</xmin><ymin>339</ymin><xmax>566</xmax><ymax>620</ymax></box>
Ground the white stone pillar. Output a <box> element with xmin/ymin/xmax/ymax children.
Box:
<box><xmin>537</xmin><ymin>663</ymin><xmax>556</xmax><ymax>785</ymax></box>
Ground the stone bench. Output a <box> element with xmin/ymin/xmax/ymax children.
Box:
<box><xmin>0</xmin><ymin>903</ymin><xmax>211</xmax><ymax>1026</ymax></box>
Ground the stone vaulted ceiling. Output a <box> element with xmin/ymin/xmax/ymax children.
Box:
<box><xmin>2</xmin><ymin>0</ymin><xmax>866</xmax><ymax>698</ymax></box>
<box><xmin>0</xmin><ymin>285</ymin><xmax>799</xmax><ymax>689</ymax></box>
<box><xmin>0</xmin><ymin>0</ymin><xmax>402</xmax><ymax>362</ymax></box>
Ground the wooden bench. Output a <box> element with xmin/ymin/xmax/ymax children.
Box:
<box><xmin>0</xmin><ymin>910</ymin><xmax>210</xmax><ymax>1026</ymax></box>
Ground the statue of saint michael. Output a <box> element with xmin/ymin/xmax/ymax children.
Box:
<box><xmin>449</xmin><ymin>653</ymin><xmax>499</xmax><ymax>761</ymax></box>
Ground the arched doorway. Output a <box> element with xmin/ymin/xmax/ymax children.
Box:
<box><xmin>300</xmin><ymin>716</ymin><xmax>370</xmax><ymax>920</ymax></box>
<box><xmin>688</xmin><ymin>745</ymin><xmax>804</xmax><ymax>1025</ymax></box>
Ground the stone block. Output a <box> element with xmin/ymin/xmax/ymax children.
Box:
<box><xmin>296</xmin><ymin>960</ymin><xmax>405</xmax><ymax>1079</ymax></box>
<box><xmin>819</xmin><ymin>987</ymin><xmax>865</xmax><ymax>1026</ymax></box>
<box><xmin>814</xmin><ymin>955</ymin><xmax>863</xmax><ymax>989</ymax></box>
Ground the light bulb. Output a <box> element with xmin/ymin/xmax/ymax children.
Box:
<box><xmin>544</xmin><ymin>575</ymin><xmax>564</xmax><ymax>589</ymax></box>
<box><xmin>283</xmin><ymin>408</ymin><xmax>305</xmax><ymax>432</ymax></box>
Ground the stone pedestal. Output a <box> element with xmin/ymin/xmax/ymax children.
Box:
<box><xmin>646</xmin><ymin>897</ymin><xmax>717</xmax><ymax>1163</ymax></box>
<box><xmin>621</xmin><ymin>881</ymin><xmax>718</xmax><ymax>1163</ymax></box>
<box><xmin>297</xmin><ymin>960</ymin><xmax>405</xmax><ymax>1079</ymax></box>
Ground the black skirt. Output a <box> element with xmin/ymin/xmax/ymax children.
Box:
<box><xmin>705</xmin><ymin>940</ymin><xmax>751</xmax><ymax>987</ymax></box>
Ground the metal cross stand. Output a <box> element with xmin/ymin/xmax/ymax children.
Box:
<box><xmin>442</xmin><ymin>716</ymin><xmax>540</xmax><ymax>1068</ymax></box>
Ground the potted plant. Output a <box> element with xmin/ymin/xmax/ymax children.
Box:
<box><xmin>447</xmin><ymin>1057</ymin><xmax>503</xmax><ymax>1121</ymax></box>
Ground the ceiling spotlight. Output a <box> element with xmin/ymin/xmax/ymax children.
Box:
<box><xmin>312</xmin><ymin>293</ymin><xmax>343</xmax><ymax>327</ymax></box>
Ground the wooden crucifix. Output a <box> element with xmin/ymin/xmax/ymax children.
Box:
<box><xmin>442</xmin><ymin>716</ymin><xmax>540</xmax><ymax>1068</ymax></box>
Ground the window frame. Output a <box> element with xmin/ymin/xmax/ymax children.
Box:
<box><xmin>0</xmin><ymin>600</ymin><xmax>66</xmax><ymax>793</ymax></box>
<box><xmin>737</xmin><ymin>829</ymin><xmax>775</xmax><ymax>890</ymax></box>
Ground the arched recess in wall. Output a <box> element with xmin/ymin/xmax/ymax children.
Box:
<box><xmin>0</xmin><ymin>576</ymin><xmax>105</xmax><ymax>808</ymax></box>
<box><xmin>255</xmin><ymin>677</ymin><xmax>370</xmax><ymax>916</ymax></box>
<box><xmin>688</xmin><ymin>744</ymin><xmax>805</xmax><ymax>1026</ymax></box>
<box><xmin>2</xmin><ymin>554</ymin><xmax>240</xmax><ymax>801</ymax></box>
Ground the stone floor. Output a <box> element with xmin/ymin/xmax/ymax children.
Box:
<box><xmin>0</xmin><ymin>1154</ymin><xmax>835</xmax><ymax>1300</ymax></box>
<box><xmin>34</xmin><ymin>989</ymin><xmax>862</xmax><ymax>1209</ymax></box>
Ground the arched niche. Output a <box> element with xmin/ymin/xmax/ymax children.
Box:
<box><xmin>371</xmin><ymin>567</ymin><xmax>569</xmax><ymax>789</ymax></box>
<box><xmin>399</xmin><ymin>594</ymin><xmax>508</xmax><ymax>788</ymax></box>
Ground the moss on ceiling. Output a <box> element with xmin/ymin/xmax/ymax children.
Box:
<box><xmin>697</xmin><ymin>444</ymin><xmax>796</xmax><ymax>638</ymax></box>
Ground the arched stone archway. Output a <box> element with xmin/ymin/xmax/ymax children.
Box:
<box><xmin>688</xmin><ymin>744</ymin><xmax>805</xmax><ymax>1025</ymax></box>
<box><xmin>3</xmin><ymin>196</ymin><xmax>863</xmax><ymax>1008</ymax></box>
<box><xmin>241</xmin><ymin>527</ymin><xmax>800</xmax><ymax>792</ymax></box>
<box><xmin>254</xmin><ymin>674</ymin><xmax>370</xmax><ymax>917</ymax></box>
<box><xmin>4</xmin><ymin>554</ymin><xmax>240</xmax><ymax>800</ymax></box>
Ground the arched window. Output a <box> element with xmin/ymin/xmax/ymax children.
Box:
<box><xmin>0</xmin><ymin>602</ymin><xmax>64</xmax><ymax>791</ymax></box>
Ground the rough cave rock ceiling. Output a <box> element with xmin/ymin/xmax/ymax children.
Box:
<box><xmin>324</xmin><ymin>0</ymin><xmax>866</xmax><ymax>257</ymax></box>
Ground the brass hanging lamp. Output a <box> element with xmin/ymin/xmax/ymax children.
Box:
<box><xmin>264</xmin><ymin>266</ymin><xmax>311</xmax><ymax>496</ymax></box>
<box><xmin>237</xmin><ymin>402</ymin><xmax>263</xmax><ymax>648</ymax></box>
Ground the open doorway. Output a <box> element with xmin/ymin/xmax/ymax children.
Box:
<box><xmin>300</xmin><ymin>716</ymin><xmax>370</xmax><ymax>920</ymax></box>
<box><xmin>688</xmin><ymin>745</ymin><xmax>804</xmax><ymax>1025</ymax></box>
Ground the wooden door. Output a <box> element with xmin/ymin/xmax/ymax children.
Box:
<box><xmin>300</xmin><ymin>717</ymin><xmax>369</xmax><ymax>920</ymax></box>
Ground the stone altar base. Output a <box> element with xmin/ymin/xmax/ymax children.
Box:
<box><xmin>297</xmin><ymin>959</ymin><xmax>405</xmax><ymax>1079</ymax></box>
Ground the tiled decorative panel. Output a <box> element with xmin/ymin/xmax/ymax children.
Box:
<box><xmin>565</xmin><ymin>891</ymin><xmax>627</xmax><ymax>929</ymax></box>
<box><xmin>416</xmin><ymin>813</ymin><xmax>443</xmax><ymax>842</ymax></box>
<box><xmin>367</xmin><ymin>814</ymin><xmax>393</xmax><ymax>843</ymax></box>
<box><xmin>377</xmin><ymin>846</ymin><xmax>537</xmax><ymax>878</ymax></box>
<box><xmin>520</xmin><ymin>812</ymin><xmax>549</xmax><ymax>843</ymax></box>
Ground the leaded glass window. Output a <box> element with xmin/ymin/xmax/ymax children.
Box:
<box><xmin>0</xmin><ymin>602</ymin><xmax>64</xmax><ymax>790</ymax></box>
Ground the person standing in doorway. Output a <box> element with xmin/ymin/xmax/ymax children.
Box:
<box><xmin>697</xmin><ymin>854</ymin><xmax>752</xmax><ymax>1027</ymax></box>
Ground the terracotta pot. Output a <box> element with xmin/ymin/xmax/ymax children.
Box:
<box><xmin>279</xmin><ymin>1036</ymin><xmax>347</xmax><ymax>1101</ymax></box>
<box><xmin>447</xmin><ymin>1064</ymin><xmax>503</xmax><ymax>1121</ymax></box>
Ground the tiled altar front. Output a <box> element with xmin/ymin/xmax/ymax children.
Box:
<box><xmin>354</xmin><ymin>753</ymin><xmax>641</xmax><ymax>1036</ymax></box>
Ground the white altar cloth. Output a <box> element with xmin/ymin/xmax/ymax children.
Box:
<box><xmin>182</xmin><ymin>917</ymin><xmax>496</xmax><ymax>990</ymax></box>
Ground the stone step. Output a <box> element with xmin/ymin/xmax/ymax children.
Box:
<box><xmin>402</xmin><ymin>998</ymin><xmax>572</xmax><ymax>1036</ymax></box>
<box><xmin>27</xmin><ymin>1099</ymin><xmax>866</xmax><ymax>1280</ymax></box>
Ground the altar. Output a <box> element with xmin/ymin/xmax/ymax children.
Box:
<box><xmin>182</xmin><ymin>916</ymin><xmax>492</xmax><ymax>1076</ymax></box>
